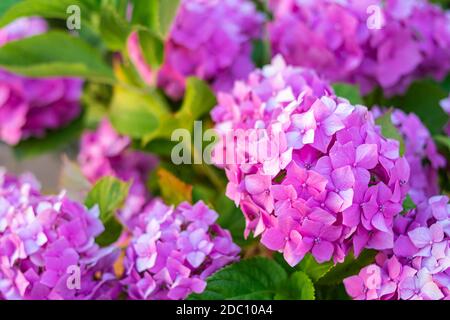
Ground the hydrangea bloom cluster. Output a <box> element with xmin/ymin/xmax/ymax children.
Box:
<box><xmin>344</xmin><ymin>195</ymin><xmax>450</xmax><ymax>300</ymax></box>
<box><xmin>78</xmin><ymin>119</ymin><xmax>157</xmax><ymax>223</ymax></box>
<box><xmin>269</xmin><ymin>0</ymin><xmax>450</xmax><ymax>96</ymax></box>
<box><xmin>122</xmin><ymin>200</ymin><xmax>240</xmax><ymax>300</ymax></box>
<box><xmin>128</xmin><ymin>0</ymin><xmax>264</xmax><ymax>99</ymax></box>
<box><xmin>0</xmin><ymin>169</ymin><xmax>120</xmax><ymax>300</ymax></box>
<box><xmin>0</xmin><ymin>18</ymin><xmax>83</xmax><ymax>145</ymax></box>
<box><xmin>372</xmin><ymin>108</ymin><xmax>446</xmax><ymax>203</ymax></box>
<box><xmin>211</xmin><ymin>56</ymin><xmax>410</xmax><ymax>266</ymax></box>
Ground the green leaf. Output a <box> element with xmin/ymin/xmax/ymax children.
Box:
<box><xmin>272</xmin><ymin>252</ymin><xmax>295</xmax><ymax>274</ymax></box>
<box><xmin>317</xmin><ymin>250</ymin><xmax>376</xmax><ymax>286</ymax></box>
<box><xmin>192</xmin><ymin>185</ymin><xmax>216</xmax><ymax>205</ymax></box>
<box><xmin>315</xmin><ymin>283</ymin><xmax>351</xmax><ymax>300</ymax></box>
<box><xmin>156</xmin><ymin>0</ymin><xmax>180</xmax><ymax>38</ymax></box>
<box><xmin>189</xmin><ymin>258</ymin><xmax>288</xmax><ymax>300</ymax></box>
<box><xmin>215</xmin><ymin>195</ymin><xmax>251</xmax><ymax>247</ymax></box>
<box><xmin>251</xmin><ymin>0</ymin><xmax>273</xmax><ymax>18</ymax></box>
<box><xmin>274</xmin><ymin>271</ymin><xmax>315</xmax><ymax>300</ymax></box>
<box><xmin>402</xmin><ymin>194</ymin><xmax>416</xmax><ymax>214</ymax></box>
<box><xmin>0</xmin><ymin>0</ymin><xmax>90</xmax><ymax>28</ymax></box>
<box><xmin>141</xmin><ymin>77</ymin><xmax>216</xmax><ymax>145</ymax></box>
<box><xmin>0</xmin><ymin>31</ymin><xmax>114</xmax><ymax>82</ymax></box>
<box><xmin>363</xmin><ymin>86</ymin><xmax>384</xmax><ymax>108</ymax></box>
<box><xmin>13</xmin><ymin>114</ymin><xmax>84</xmax><ymax>159</ymax></box>
<box><xmin>79</xmin><ymin>0</ymin><xmax>102</xmax><ymax>11</ymax></box>
<box><xmin>138</xmin><ymin>138</ymin><xmax>177</xmax><ymax>158</ymax></box>
<box><xmin>0</xmin><ymin>0</ymin><xmax>21</xmax><ymax>17</ymax></box>
<box><xmin>101</xmin><ymin>0</ymin><xmax>128</xmax><ymax>14</ymax></box>
<box><xmin>109</xmin><ymin>86</ymin><xmax>169</xmax><ymax>139</ymax></box>
<box><xmin>375</xmin><ymin>109</ymin><xmax>406</xmax><ymax>156</ymax></box>
<box><xmin>85</xmin><ymin>176</ymin><xmax>129</xmax><ymax>246</ymax></box>
<box><xmin>441</xmin><ymin>74</ymin><xmax>450</xmax><ymax>92</ymax></box>
<box><xmin>252</xmin><ymin>39</ymin><xmax>271</xmax><ymax>68</ymax></box>
<box><xmin>136</xmin><ymin>29</ymin><xmax>164</xmax><ymax>69</ymax></box>
<box><xmin>85</xmin><ymin>176</ymin><xmax>130</xmax><ymax>222</ymax></box>
<box><xmin>177</xmin><ymin>77</ymin><xmax>216</xmax><ymax>127</ymax></box>
<box><xmin>130</xmin><ymin>0</ymin><xmax>157</xmax><ymax>30</ymax></box>
<box><xmin>435</xmin><ymin>135</ymin><xmax>450</xmax><ymax>152</ymax></box>
<box><xmin>81</xmin><ymin>82</ymin><xmax>112</xmax><ymax>128</ymax></box>
<box><xmin>157</xmin><ymin>167</ymin><xmax>192</xmax><ymax>206</ymax></box>
<box><xmin>297</xmin><ymin>254</ymin><xmax>334</xmax><ymax>282</ymax></box>
<box><xmin>95</xmin><ymin>218</ymin><xmax>123</xmax><ymax>247</ymax></box>
<box><xmin>99</xmin><ymin>4</ymin><xmax>131</xmax><ymax>51</ymax></box>
<box><xmin>131</xmin><ymin>0</ymin><xmax>180</xmax><ymax>38</ymax></box>
<box><xmin>332</xmin><ymin>83</ymin><xmax>363</xmax><ymax>105</ymax></box>
<box><xmin>385</xmin><ymin>79</ymin><xmax>448</xmax><ymax>135</ymax></box>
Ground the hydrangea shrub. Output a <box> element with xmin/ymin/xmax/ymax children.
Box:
<box><xmin>0</xmin><ymin>169</ymin><xmax>120</xmax><ymax>300</ymax></box>
<box><xmin>123</xmin><ymin>200</ymin><xmax>240</xmax><ymax>300</ymax></box>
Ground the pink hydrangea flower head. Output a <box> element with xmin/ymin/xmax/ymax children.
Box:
<box><xmin>0</xmin><ymin>18</ymin><xmax>83</xmax><ymax>145</ymax></box>
<box><xmin>269</xmin><ymin>0</ymin><xmax>363</xmax><ymax>83</ymax></box>
<box><xmin>269</xmin><ymin>0</ymin><xmax>450</xmax><ymax>96</ymax></box>
<box><xmin>0</xmin><ymin>169</ymin><xmax>120</xmax><ymax>300</ymax></box>
<box><xmin>122</xmin><ymin>200</ymin><xmax>240</xmax><ymax>300</ymax></box>
<box><xmin>344</xmin><ymin>195</ymin><xmax>450</xmax><ymax>300</ymax></box>
<box><xmin>128</xmin><ymin>0</ymin><xmax>264</xmax><ymax>99</ymax></box>
<box><xmin>211</xmin><ymin>56</ymin><xmax>409</xmax><ymax>266</ymax></box>
<box><xmin>78</xmin><ymin>119</ymin><xmax>158</xmax><ymax>223</ymax></box>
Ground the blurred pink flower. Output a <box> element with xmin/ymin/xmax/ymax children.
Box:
<box><xmin>78</xmin><ymin>119</ymin><xmax>158</xmax><ymax>224</ymax></box>
<box><xmin>0</xmin><ymin>169</ymin><xmax>119</xmax><ymax>300</ymax></box>
<box><xmin>128</xmin><ymin>0</ymin><xmax>264</xmax><ymax>99</ymax></box>
<box><xmin>123</xmin><ymin>200</ymin><xmax>240</xmax><ymax>300</ymax></box>
<box><xmin>0</xmin><ymin>18</ymin><xmax>83</xmax><ymax>145</ymax></box>
<box><xmin>269</xmin><ymin>0</ymin><xmax>450</xmax><ymax>96</ymax></box>
<box><xmin>344</xmin><ymin>195</ymin><xmax>450</xmax><ymax>300</ymax></box>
